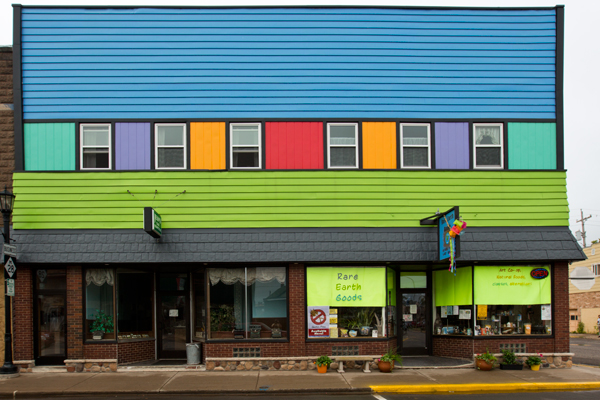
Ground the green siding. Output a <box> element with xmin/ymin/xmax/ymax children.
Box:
<box><xmin>12</xmin><ymin>171</ymin><xmax>568</xmax><ymax>230</ymax></box>
<box><xmin>507</xmin><ymin>123</ymin><xmax>557</xmax><ymax>170</ymax></box>
<box><xmin>24</xmin><ymin>123</ymin><xmax>76</xmax><ymax>171</ymax></box>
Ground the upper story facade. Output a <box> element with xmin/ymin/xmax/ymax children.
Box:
<box><xmin>10</xmin><ymin>5</ymin><xmax>570</xmax><ymax>233</ymax></box>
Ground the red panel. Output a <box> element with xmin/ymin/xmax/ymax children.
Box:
<box><xmin>266</xmin><ymin>122</ymin><xmax>324</xmax><ymax>169</ymax></box>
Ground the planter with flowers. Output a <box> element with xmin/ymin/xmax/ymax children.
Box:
<box><xmin>315</xmin><ymin>355</ymin><xmax>333</xmax><ymax>373</ymax></box>
<box><xmin>499</xmin><ymin>349</ymin><xmax>523</xmax><ymax>370</ymax></box>
<box><xmin>475</xmin><ymin>348</ymin><xmax>497</xmax><ymax>371</ymax></box>
<box><xmin>377</xmin><ymin>348</ymin><xmax>402</xmax><ymax>373</ymax></box>
<box><xmin>526</xmin><ymin>354</ymin><xmax>543</xmax><ymax>371</ymax></box>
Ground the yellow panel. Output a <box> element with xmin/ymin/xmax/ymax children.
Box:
<box><xmin>190</xmin><ymin>122</ymin><xmax>225</xmax><ymax>170</ymax></box>
<box><xmin>362</xmin><ymin>122</ymin><xmax>396</xmax><ymax>169</ymax></box>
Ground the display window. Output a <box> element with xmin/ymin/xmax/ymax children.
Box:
<box><xmin>433</xmin><ymin>267</ymin><xmax>473</xmax><ymax>336</ymax></box>
<box><xmin>116</xmin><ymin>270</ymin><xmax>154</xmax><ymax>340</ymax></box>
<box><xmin>306</xmin><ymin>267</ymin><xmax>390</xmax><ymax>339</ymax></box>
<box><xmin>207</xmin><ymin>267</ymin><xmax>288</xmax><ymax>340</ymax></box>
<box><xmin>85</xmin><ymin>268</ymin><xmax>115</xmax><ymax>341</ymax></box>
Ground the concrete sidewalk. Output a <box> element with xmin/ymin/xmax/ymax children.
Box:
<box><xmin>0</xmin><ymin>365</ymin><xmax>599</xmax><ymax>398</ymax></box>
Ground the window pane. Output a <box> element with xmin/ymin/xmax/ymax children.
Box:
<box><xmin>475</xmin><ymin>126</ymin><xmax>501</xmax><ymax>145</ymax></box>
<box><xmin>476</xmin><ymin>147</ymin><xmax>501</xmax><ymax>167</ymax></box>
<box><xmin>85</xmin><ymin>269</ymin><xmax>115</xmax><ymax>341</ymax></box>
<box><xmin>248</xmin><ymin>267</ymin><xmax>288</xmax><ymax>339</ymax></box>
<box><xmin>193</xmin><ymin>272</ymin><xmax>206</xmax><ymax>340</ymax></box>
<box><xmin>158</xmin><ymin>273</ymin><xmax>187</xmax><ymax>291</ymax></box>
<box><xmin>117</xmin><ymin>272</ymin><xmax>154</xmax><ymax>339</ymax></box>
<box><xmin>402</xmin><ymin>126</ymin><xmax>428</xmax><ymax>146</ymax></box>
<box><xmin>233</xmin><ymin>148</ymin><xmax>259</xmax><ymax>168</ymax></box>
<box><xmin>83</xmin><ymin>148</ymin><xmax>109</xmax><ymax>169</ymax></box>
<box><xmin>403</xmin><ymin>147</ymin><xmax>428</xmax><ymax>167</ymax></box>
<box><xmin>82</xmin><ymin>125</ymin><xmax>109</xmax><ymax>146</ymax></box>
<box><xmin>158</xmin><ymin>148</ymin><xmax>184</xmax><ymax>168</ymax></box>
<box><xmin>232</xmin><ymin>125</ymin><xmax>259</xmax><ymax>145</ymax></box>
<box><xmin>330</xmin><ymin>147</ymin><xmax>356</xmax><ymax>167</ymax></box>
<box><xmin>400</xmin><ymin>273</ymin><xmax>427</xmax><ymax>289</ymax></box>
<box><xmin>36</xmin><ymin>269</ymin><xmax>66</xmax><ymax>291</ymax></box>
<box><xmin>157</xmin><ymin>125</ymin><xmax>184</xmax><ymax>146</ymax></box>
<box><xmin>434</xmin><ymin>306</ymin><xmax>474</xmax><ymax>336</ymax></box>
<box><xmin>475</xmin><ymin>304</ymin><xmax>551</xmax><ymax>335</ymax></box>
<box><xmin>330</xmin><ymin>125</ymin><xmax>356</xmax><ymax>145</ymax></box>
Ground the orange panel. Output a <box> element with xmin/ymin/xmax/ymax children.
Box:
<box><xmin>190</xmin><ymin>122</ymin><xmax>226</xmax><ymax>170</ymax></box>
<box><xmin>362</xmin><ymin>122</ymin><xmax>396</xmax><ymax>169</ymax></box>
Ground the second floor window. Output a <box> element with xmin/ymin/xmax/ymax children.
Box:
<box><xmin>230</xmin><ymin>123</ymin><xmax>261</xmax><ymax>169</ymax></box>
<box><xmin>474</xmin><ymin>123</ymin><xmax>503</xmax><ymax>169</ymax></box>
<box><xmin>400</xmin><ymin>123</ymin><xmax>431</xmax><ymax>168</ymax></box>
<box><xmin>155</xmin><ymin>124</ymin><xmax>186</xmax><ymax>169</ymax></box>
<box><xmin>592</xmin><ymin>264</ymin><xmax>600</xmax><ymax>276</ymax></box>
<box><xmin>81</xmin><ymin>124</ymin><xmax>111</xmax><ymax>170</ymax></box>
<box><xmin>327</xmin><ymin>123</ymin><xmax>358</xmax><ymax>168</ymax></box>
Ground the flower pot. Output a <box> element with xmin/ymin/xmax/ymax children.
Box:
<box><xmin>349</xmin><ymin>330</ymin><xmax>357</xmax><ymax>337</ymax></box>
<box><xmin>317</xmin><ymin>364</ymin><xmax>328</xmax><ymax>373</ymax></box>
<box><xmin>92</xmin><ymin>331</ymin><xmax>104</xmax><ymax>340</ymax></box>
<box><xmin>530</xmin><ymin>364</ymin><xmax>541</xmax><ymax>371</ymax></box>
<box><xmin>378</xmin><ymin>361</ymin><xmax>393</xmax><ymax>373</ymax></box>
<box><xmin>476</xmin><ymin>359</ymin><xmax>493</xmax><ymax>371</ymax></box>
<box><xmin>500</xmin><ymin>364</ymin><xmax>523</xmax><ymax>370</ymax></box>
<box><xmin>360</xmin><ymin>326</ymin><xmax>371</xmax><ymax>336</ymax></box>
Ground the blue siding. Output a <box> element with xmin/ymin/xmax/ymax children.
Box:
<box><xmin>21</xmin><ymin>7</ymin><xmax>557</xmax><ymax>120</ymax></box>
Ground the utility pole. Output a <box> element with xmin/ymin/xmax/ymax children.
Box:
<box><xmin>576</xmin><ymin>209</ymin><xmax>592</xmax><ymax>248</ymax></box>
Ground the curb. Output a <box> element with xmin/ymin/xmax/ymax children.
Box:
<box><xmin>370</xmin><ymin>382</ymin><xmax>600</xmax><ymax>394</ymax></box>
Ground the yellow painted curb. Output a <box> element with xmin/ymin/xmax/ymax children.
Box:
<box><xmin>371</xmin><ymin>382</ymin><xmax>600</xmax><ymax>394</ymax></box>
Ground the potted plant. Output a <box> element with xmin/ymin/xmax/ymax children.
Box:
<box><xmin>499</xmin><ymin>349</ymin><xmax>523</xmax><ymax>370</ymax></box>
<box><xmin>89</xmin><ymin>309</ymin><xmax>114</xmax><ymax>340</ymax></box>
<box><xmin>210</xmin><ymin>304</ymin><xmax>235</xmax><ymax>338</ymax></box>
<box><xmin>346</xmin><ymin>318</ymin><xmax>360</xmax><ymax>337</ymax></box>
<box><xmin>475</xmin><ymin>348</ymin><xmax>497</xmax><ymax>371</ymax></box>
<box><xmin>378</xmin><ymin>347</ymin><xmax>402</xmax><ymax>373</ymax></box>
<box><xmin>526</xmin><ymin>354</ymin><xmax>543</xmax><ymax>371</ymax></box>
<box><xmin>357</xmin><ymin>309</ymin><xmax>375</xmax><ymax>336</ymax></box>
<box><xmin>315</xmin><ymin>355</ymin><xmax>333</xmax><ymax>373</ymax></box>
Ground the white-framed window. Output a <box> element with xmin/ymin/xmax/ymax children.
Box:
<box><xmin>400</xmin><ymin>123</ymin><xmax>431</xmax><ymax>169</ymax></box>
<box><xmin>473</xmin><ymin>123</ymin><xmax>504</xmax><ymax>169</ymax></box>
<box><xmin>80</xmin><ymin>124</ymin><xmax>111</xmax><ymax>170</ymax></box>
<box><xmin>327</xmin><ymin>123</ymin><xmax>358</xmax><ymax>168</ymax></box>
<box><xmin>155</xmin><ymin>123</ymin><xmax>186</xmax><ymax>169</ymax></box>
<box><xmin>592</xmin><ymin>264</ymin><xmax>600</xmax><ymax>276</ymax></box>
<box><xmin>230</xmin><ymin>123</ymin><xmax>261</xmax><ymax>169</ymax></box>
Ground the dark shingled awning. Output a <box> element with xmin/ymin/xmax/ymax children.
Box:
<box><xmin>11</xmin><ymin>226</ymin><xmax>584</xmax><ymax>264</ymax></box>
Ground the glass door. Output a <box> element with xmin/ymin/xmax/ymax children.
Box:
<box><xmin>401</xmin><ymin>292</ymin><xmax>428</xmax><ymax>355</ymax></box>
<box><xmin>34</xmin><ymin>269</ymin><xmax>67</xmax><ymax>365</ymax></box>
<box><xmin>157</xmin><ymin>273</ymin><xmax>189</xmax><ymax>359</ymax></box>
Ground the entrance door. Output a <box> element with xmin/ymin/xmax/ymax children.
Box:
<box><xmin>34</xmin><ymin>269</ymin><xmax>67</xmax><ymax>365</ymax></box>
<box><xmin>157</xmin><ymin>273</ymin><xmax>189</xmax><ymax>359</ymax></box>
<box><xmin>400</xmin><ymin>292</ymin><xmax>428</xmax><ymax>355</ymax></box>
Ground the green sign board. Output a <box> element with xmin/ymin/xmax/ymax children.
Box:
<box><xmin>144</xmin><ymin>207</ymin><xmax>162</xmax><ymax>238</ymax></box>
<box><xmin>474</xmin><ymin>266</ymin><xmax>551</xmax><ymax>305</ymax></box>
<box><xmin>306</xmin><ymin>267</ymin><xmax>386</xmax><ymax>307</ymax></box>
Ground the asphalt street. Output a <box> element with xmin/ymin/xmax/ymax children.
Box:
<box><xmin>571</xmin><ymin>338</ymin><xmax>600</xmax><ymax>367</ymax></box>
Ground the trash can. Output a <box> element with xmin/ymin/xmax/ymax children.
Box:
<box><xmin>186</xmin><ymin>343</ymin><xmax>200</xmax><ymax>365</ymax></box>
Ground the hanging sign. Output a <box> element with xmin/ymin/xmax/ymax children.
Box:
<box><xmin>308</xmin><ymin>306</ymin><xmax>330</xmax><ymax>337</ymax></box>
<box><xmin>143</xmin><ymin>207</ymin><xmax>162</xmax><ymax>238</ymax></box>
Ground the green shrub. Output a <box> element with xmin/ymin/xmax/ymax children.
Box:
<box><xmin>576</xmin><ymin>321</ymin><xmax>585</xmax><ymax>334</ymax></box>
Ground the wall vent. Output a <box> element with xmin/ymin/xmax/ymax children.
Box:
<box><xmin>332</xmin><ymin>346</ymin><xmax>359</xmax><ymax>356</ymax></box>
<box><xmin>499</xmin><ymin>343</ymin><xmax>526</xmax><ymax>353</ymax></box>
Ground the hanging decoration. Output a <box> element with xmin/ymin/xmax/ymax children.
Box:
<box><xmin>442</xmin><ymin>217</ymin><xmax>467</xmax><ymax>274</ymax></box>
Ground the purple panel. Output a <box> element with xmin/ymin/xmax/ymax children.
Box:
<box><xmin>435</xmin><ymin>123</ymin><xmax>469</xmax><ymax>170</ymax></box>
<box><xmin>115</xmin><ymin>123</ymin><xmax>151</xmax><ymax>170</ymax></box>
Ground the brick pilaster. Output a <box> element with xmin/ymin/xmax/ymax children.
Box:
<box><xmin>13</xmin><ymin>266</ymin><xmax>33</xmax><ymax>360</ymax></box>
<box><xmin>553</xmin><ymin>262</ymin><xmax>570</xmax><ymax>353</ymax></box>
<box><xmin>66</xmin><ymin>266</ymin><xmax>83</xmax><ymax>359</ymax></box>
<box><xmin>288</xmin><ymin>264</ymin><xmax>306</xmax><ymax>356</ymax></box>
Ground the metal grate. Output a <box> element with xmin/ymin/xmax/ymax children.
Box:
<box><xmin>233</xmin><ymin>347</ymin><xmax>261</xmax><ymax>358</ymax></box>
<box><xmin>332</xmin><ymin>346</ymin><xmax>359</xmax><ymax>356</ymax></box>
<box><xmin>499</xmin><ymin>343</ymin><xmax>526</xmax><ymax>353</ymax></box>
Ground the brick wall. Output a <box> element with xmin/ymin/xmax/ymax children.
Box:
<box><xmin>67</xmin><ymin>266</ymin><xmax>84</xmax><ymax>359</ymax></box>
<box><xmin>83</xmin><ymin>343</ymin><xmax>117</xmax><ymax>360</ymax></box>
<box><xmin>13</xmin><ymin>267</ymin><xmax>33</xmax><ymax>360</ymax></box>
<box><xmin>0</xmin><ymin>46</ymin><xmax>13</xmax><ymax>195</ymax></box>
<box><xmin>117</xmin><ymin>340</ymin><xmax>155</xmax><ymax>364</ymax></box>
<box><xmin>433</xmin><ymin>262</ymin><xmax>571</xmax><ymax>358</ymax></box>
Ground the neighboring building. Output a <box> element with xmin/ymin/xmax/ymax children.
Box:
<box><xmin>569</xmin><ymin>242</ymin><xmax>600</xmax><ymax>333</ymax></box>
<box><xmin>9</xmin><ymin>5</ymin><xmax>585</xmax><ymax>370</ymax></box>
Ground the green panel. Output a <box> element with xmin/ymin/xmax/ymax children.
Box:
<box><xmin>400</xmin><ymin>272</ymin><xmax>427</xmax><ymax>289</ymax></box>
<box><xmin>12</xmin><ymin>170</ymin><xmax>568</xmax><ymax>229</ymax></box>
<box><xmin>507</xmin><ymin>123</ymin><xmax>557</xmax><ymax>170</ymax></box>
<box><xmin>24</xmin><ymin>123</ymin><xmax>75</xmax><ymax>171</ymax></box>
<box><xmin>306</xmin><ymin>267</ymin><xmax>386</xmax><ymax>307</ymax></box>
<box><xmin>474</xmin><ymin>266</ymin><xmax>551</xmax><ymax>305</ymax></box>
<box><xmin>434</xmin><ymin>267</ymin><xmax>472</xmax><ymax>306</ymax></box>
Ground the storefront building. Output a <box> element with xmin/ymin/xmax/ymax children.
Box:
<box><xmin>9</xmin><ymin>5</ymin><xmax>584</xmax><ymax>370</ymax></box>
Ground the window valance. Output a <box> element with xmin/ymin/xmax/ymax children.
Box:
<box><xmin>208</xmin><ymin>267</ymin><xmax>286</xmax><ymax>286</ymax></box>
<box><xmin>86</xmin><ymin>268</ymin><xmax>114</xmax><ymax>287</ymax></box>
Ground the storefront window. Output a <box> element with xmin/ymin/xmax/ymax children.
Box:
<box><xmin>474</xmin><ymin>266</ymin><xmax>552</xmax><ymax>336</ymax></box>
<box><xmin>117</xmin><ymin>271</ymin><xmax>154</xmax><ymax>340</ymax></box>
<box><xmin>85</xmin><ymin>268</ymin><xmax>115</xmax><ymax>341</ymax></box>
<box><xmin>434</xmin><ymin>267</ymin><xmax>473</xmax><ymax>336</ymax></box>
<box><xmin>306</xmin><ymin>267</ymin><xmax>388</xmax><ymax>339</ymax></box>
<box><xmin>193</xmin><ymin>271</ymin><xmax>206</xmax><ymax>340</ymax></box>
<box><xmin>208</xmin><ymin>267</ymin><xmax>288</xmax><ymax>340</ymax></box>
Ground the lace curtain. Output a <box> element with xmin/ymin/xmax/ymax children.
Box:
<box><xmin>209</xmin><ymin>267</ymin><xmax>286</xmax><ymax>286</ymax></box>
<box><xmin>475</xmin><ymin>126</ymin><xmax>501</xmax><ymax>145</ymax></box>
<box><xmin>86</xmin><ymin>269</ymin><xmax>114</xmax><ymax>286</ymax></box>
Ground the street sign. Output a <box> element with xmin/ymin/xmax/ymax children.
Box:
<box><xmin>4</xmin><ymin>257</ymin><xmax>16</xmax><ymax>279</ymax></box>
<box><xmin>6</xmin><ymin>279</ymin><xmax>14</xmax><ymax>297</ymax></box>
<box><xmin>144</xmin><ymin>207</ymin><xmax>162</xmax><ymax>238</ymax></box>
<box><xmin>2</xmin><ymin>243</ymin><xmax>16</xmax><ymax>258</ymax></box>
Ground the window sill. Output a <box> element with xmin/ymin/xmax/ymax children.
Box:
<box><xmin>117</xmin><ymin>337</ymin><xmax>156</xmax><ymax>343</ymax></box>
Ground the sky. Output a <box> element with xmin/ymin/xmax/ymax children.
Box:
<box><xmin>0</xmin><ymin>0</ymin><xmax>598</xmax><ymax>247</ymax></box>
